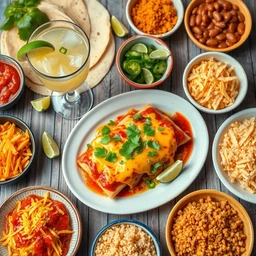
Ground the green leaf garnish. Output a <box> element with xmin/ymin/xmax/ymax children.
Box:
<box><xmin>0</xmin><ymin>0</ymin><xmax>49</xmax><ymax>41</ymax></box>
<box><xmin>147</xmin><ymin>140</ymin><xmax>160</xmax><ymax>150</ymax></box>
<box><xmin>105</xmin><ymin>152</ymin><xmax>117</xmax><ymax>162</ymax></box>
<box><xmin>143</xmin><ymin>125</ymin><xmax>155</xmax><ymax>136</ymax></box>
<box><xmin>108</xmin><ymin>120</ymin><xmax>115</xmax><ymax>126</ymax></box>
<box><xmin>100</xmin><ymin>136</ymin><xmax>111</xmax><ymax>145</ymax></box>
<box><xmin>144</xmin><ymin>117</ymin><xmax>151</xmax><ymax>125</ymax></box>
<box><xmin>158</xmin><ymin>127</ymin><xmax>164</xmax><ymax>131</ymax></box>
<box><xmin>101</xmin><ymin>126</ymin><xmax>111</xmax><ymax>136</ymax></box>
<box><xmin>112</xmin><ymin>134</ymin><xmax>121</xmax><ymax>142</ymax></box>
<box><xmin>151</xmin><ymin>162</ymin><xmax>161</xmax><ymax>174</ymax></box>
<box><xmin>133</xmin><ymin>113</ymin><xmax>142</xmax><ymax>120</ymax></box>
<box><xmin>94</xmin><ymin>147</ymin><xmax>107</xmax><ymax>158</ymax></box>
<box><xmin>148</xmin><ymin>151</ymin><xmax>157</xmax><ymax>157</ymax></box>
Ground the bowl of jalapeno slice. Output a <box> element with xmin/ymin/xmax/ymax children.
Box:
<box><xmin>116</xmin><ymin>35</ymin><xmax>173</xmax><ymax>88</ymax></box>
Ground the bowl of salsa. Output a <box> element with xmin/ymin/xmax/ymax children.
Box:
<box><xmin>0</xmin><ymin>54</ymin><xmax>25</xmax><ymax>110</ymax></box>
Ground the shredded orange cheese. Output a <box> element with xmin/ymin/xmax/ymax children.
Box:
<box><xmin>219</xmin><ymin>117</ymin><xmax>256</xmax><ymax>193</ymax></box>
<box><xmin>0</xmin><ymin>192</ymin><xmax>73</xmax><ymax>255</ymax></box>
<box><xmin>0</xmin><ymin>121</ymin><xmax>32</xmax><ymax>181</ymax></box>
<box><xmin>187</xmin><ymin>58</ymin><xmax>240</xmax><ymax>110</ymax></box>
<box><xmin>131</xmin><ymin>0</ymin><xmax>178</xmax><ymax>35</ymax></box>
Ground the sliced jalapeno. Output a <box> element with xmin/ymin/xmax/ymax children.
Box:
<box><xmin>153</xmin><ymin>61</ymin><xmax>167</xmax><ymax>75</ymax></box>
<box><xmin>125</xmin><ymin>60</ymin><xmax>141</xmax><ymax>77</ymax></box>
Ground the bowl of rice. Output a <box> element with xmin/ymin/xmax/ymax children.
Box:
<box><xmin>90</xmin><ymin>219</ymin><xmax>161</xmax><ymax>256</ymax></box>
<box><xmin>126</xmin><ymin>0</ymin><xmax>184</xmax><ymax>39</ymax></box>
<box><xmin>212</xmin><ymin>108</ymin><xmax>256</xmax><ymax>204</ymax></box>
<box><xmin>182</xmin><ymin>51</ymin><xmax>248</xmax><ymax>114</ymax></box>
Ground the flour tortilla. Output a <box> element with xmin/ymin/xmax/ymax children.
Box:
<box><xmin>84</xmin><ymin>0</ymin><xmax>111</xmax><ymax>68</ymax></box>
<box><xmin>44</xmin><ymin>0</ymin><xmax>91</xmax><ymax>37</ymax></box>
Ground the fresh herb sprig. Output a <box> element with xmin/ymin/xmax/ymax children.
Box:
<box><xmin>0</xmin><ymin>0</ymin><xmax>49</xmax><ymax>41</ymax></box>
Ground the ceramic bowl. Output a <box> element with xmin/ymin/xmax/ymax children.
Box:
<box><xmin>0</xmin><ymin>54</ymin><xmax>25</xmax><ymax>110</ymax></box>
<box><xmin>116</xmin><ymin>35</ymin><xmax>173</xmax><ymax>89</ymax></box>
<box><xmin>90</xmin><ymin>219</ymin><xmax>161</xmax><ymax>255</ymax></box>
<box><xmin>212</xmin><ymin>108</ymin><xmax>256</xmax><ymax>204</ymax></box>
<box><xmin>0</xmin><ymin>115</ymin><xmax>36</xmax><ymax>185</ymax></box>
<box><xmin>166</xmin><ymin>189</ymin><xmax>254</xmax><ymax>256</ymax></box>
<box><xmin>184</xmin><ymin>0</ymin><xmax>252</xmax><ymax>52</ymax></box>
<box><xmin>0</xmin><ymin>186</ymin><xmax>82</xmax><ymax>255</ymax></box>
<box><xmin>126</xmin><ymin>0</ymin><xmax>184</xmax><ymax>39</ymax></box>
<box><xmin>183</xmin><ymin>51</ymin><xmax>247</xmax><ymax>114</ymax></box>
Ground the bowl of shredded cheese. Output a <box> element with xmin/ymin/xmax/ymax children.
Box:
<box><xmin>91</xmin><ymin>219</ymin><xmax>161</xmax><ymax>256</ymax></box>
<box><xmin>0</xmin><ymin>115</ymin><xmax>36</xmax><ymax>185</ymax></box>
<box><xmin>182</xmin><ymin>51</ymin><xmax>248</xmax><ymax>114</ymax></box>
<box><xmin>126</xmin><ymin>0</ymin><xmax>184</xmax><ymax>39</ymax></box>
<box><xmin>166</xmin><ymin>189</ymin><xmax>254</xmax><ymax>255</ymax></box>
<box><xmin>212</xmin><ymin>108</ymin><xmax>256</xmax><ymax>204</ymax></box>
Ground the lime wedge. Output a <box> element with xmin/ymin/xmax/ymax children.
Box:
<box><xmin>111</xmin><ymin>15</ymin><xmax>129</xmax><ymax>37</ymax></box>
<box><xmin>31</xmin><ymin>96</ymin><xmax>51</xmax><ymax>112</ymax></box>
<box><xmin>131</xmin><ymin>43</ymin><xmax>148</xmax><ymax>53</ymax></box>
<box><xmin>149</xmin><ymin>49</ymin><xmax>170</xmax><ymax>60</ymax></box>
<box><xmin>142</xmin><ymin>68</ymin><xmax>154</xmax><ymax>84</ymax></box>
<box><xmin>42</xmin><ymin>131</ymin><xmax>60</xmax><ymax>159</ymax></box>
<box><xmin>156</xmin><ymin>160</ymin><xmax>183</xmax><ymax>183</ymax></box>
<box><xmin>17</xmin><ymin>40</ymin><xmax>55</xmax><ymax>62</ymax></box>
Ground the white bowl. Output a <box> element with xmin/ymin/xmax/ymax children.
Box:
<box><xmin>126</xmin><ymin>0</ymin><xmax>184</xmax><ymax>39</ymax></box>
<box><xmin>0</xmin><ymin>186</ymin><xmax>82</xmax><ymax>255</ymax></box>
<box><xmin>90</xmin><ymin>219</ymin><xmax>161</xmax><ymax>256</ymax></box>
<box><xmin>212</xmin><ymin>108</ymin><xmax>256</xmax><ymax>204</ymax></box>
<box><xmin>183</xmin><ymin>52</ymin><xmax>248</xmax><ymax>114</ymax></box>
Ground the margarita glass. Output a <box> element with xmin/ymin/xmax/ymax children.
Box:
<box><xmin>27</xmin><ymin>20</ymin><xmax>92</xmax><ymax>119</ymax></box>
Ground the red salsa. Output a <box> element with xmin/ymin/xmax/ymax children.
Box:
<box><xmin>0</xmin><ymin>62</ymin><xmax>21</xmax><ymax>105</ymax></box>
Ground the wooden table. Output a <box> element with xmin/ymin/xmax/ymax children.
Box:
<box><xmin>0</xmin><ymin>0</ymin><xmax>255</xmax><ymax>255</ymax></box>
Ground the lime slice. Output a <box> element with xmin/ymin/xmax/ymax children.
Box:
<box><xmin>31</xmin><ymin>96</ymin><xmax>51</xmax><ymax>112</ymax></box>
<box><xmin>142</xmin><ymin>68</ymin><xmax>154</xmax><ymax>84</ymax></box>
<box><xmin>131</xmin><ymin>43</ymin><xmax>148</xmax><ymax>53</ymax></box>
<box><xmin>111</xmin><ymin>15</ymin><xmax>129</xmax><ymax>37</ymax></box>
<box><xmin>149</xmin><ymin>49</ymin><xmax>170</xmax><ymax>60</ymax></box>
<box><xmin>17</xmin><ymin>40</ymin><xmax>55</xmax><ymax>62</ymax></box>
<box><xmin>42</xmin><ymin>131</ymin><xmax>60</xmax><ymax>159</ymax></box>
<box><xmin>156</xmin><ymin>160</ymin><xmax>183</xmax><ymax>183</ymax></box>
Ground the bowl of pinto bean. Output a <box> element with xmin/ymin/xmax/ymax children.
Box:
<box><xmin>184</xmin><ymin>0</ymin><xmax>252</xmax><ymax>52</ymax></box>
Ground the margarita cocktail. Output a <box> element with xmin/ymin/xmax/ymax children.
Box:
<box><xmin>27</xmin><ymin>20</ymin><xmax>92</xmax><ymax>119</ymax></box>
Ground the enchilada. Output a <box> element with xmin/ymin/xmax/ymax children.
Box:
<box><xmin>77</xmin><ymin>104</ymin><xmax>191</xmax><ymax>198</ymax></box>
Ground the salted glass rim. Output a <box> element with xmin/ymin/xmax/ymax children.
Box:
<box><xmin>26</xmin><ymin>20</ymin><xmax>90</xmax><ymax>80</ymax></box>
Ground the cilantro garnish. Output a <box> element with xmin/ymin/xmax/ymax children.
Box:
<box><xmin>112</xmin><ymin>134</ymin><xmax>121</xmax><ymax>142</ymax></box>
<box><xmin>101</xmin><ymin>126</ymin><xmax>111</xmax><ymax>136</ymax></box>
<box><xmin>144</xmin><ymin>117</ymin><xmax>151</xmax><ymax>125</ymax></box>
<box><xmin>105</xmin><ymin>152</ymin><xmax>117</xmax><ymax>162</ymax></box>
<box><xmin>143</xmin><ymin>125</ymin><xmax>155</xmax><ymax>136</ymax></box>
<box><xmin>100</xmin><ymin>136</ymin><xmax>111</xmax><ymax>145</ymax></box>
<box><xmin>133</xmin><ymin>113</ymin><xmax>142</xmax><ymax>120</ymax></box>
<box><xmin>94</xmin><ymin>147</ymin><xmax>107</xmax><ymax>158</ymax></box>
<box><xmin>148</xmin><ymin>151</ymin><xmax>157</xmax><ymax>157</ymax></box>
<box><xmin>158</xmin><ymin>127</ymin><xmax>164</xmax><ymax>131</ymax></box>
<box><xmin>148</xmin><ymin>140</ymin><xmax>160</xmax><ymax>150</ymax></box>
<box><xmin>0</xmin><ymin>0</ymin><xmax>49</xmax><ymax>41</ymax></box>
<box><xmin>108</xmin><ymin>120</ymin><xmax>115</xmax><ymax>126</ymax></box>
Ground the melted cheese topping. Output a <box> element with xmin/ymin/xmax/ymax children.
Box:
<box><xmin>0</xmin><ymin>192</ymin><xmax>73</xmax><ymax>256</ymax></box>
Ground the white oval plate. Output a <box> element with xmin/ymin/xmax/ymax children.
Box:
<box><xmin>62</xmin><ymin>90</ymin><xmax>209</xmax><ymax>214</ymax></box>
<box><xmin>212</xmin><ymin>108</ymin><xmax>256</xmax><ymax>204</ymax></box>
<box><xmin>0</xmin><ymin>186</ymin><xmax>82</xmax><ymax>256</ymax></box>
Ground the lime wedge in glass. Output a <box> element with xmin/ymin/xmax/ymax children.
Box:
<box><xmin>17</xmin><ymin>40</ymin><xmax>55</xmax><ymax>62</ymax></box>
<box><xmin>42</xmin><ymin>131</ymin><xmax>60</xmax><ymax>159</ymax></box>
<box><xmin>149</xmin><ymin>49</ymin><xmax>170</xmax><ymax>60</ymax></box>
<box><xmin>156</xmin><ymin>160</ymin><xmax>183</xmax><ymax>183</ymax></box>
<box><xmin>31</xmin><ymin>96</ymin><xmax>51</xmax><ymax>112</ymax></box>
<box><xmin>131</xmin><ymin>43</ymin><xmax>148</xmax><ymax>53</ymax></box>
<box><xmin>142</xmin><ymin>68</ymin><xmax>154</xmax><ymax>84</ymax></box>
<box><xmin>111</xmin><ymin>15</ymin><xmax>129</xmax><ymax>37</ymax></box>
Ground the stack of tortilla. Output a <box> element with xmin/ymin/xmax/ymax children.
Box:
<box><xmin>0</xmin><ymin>0</ymin><xmax>115</xmax><ymax>95</ymax></box>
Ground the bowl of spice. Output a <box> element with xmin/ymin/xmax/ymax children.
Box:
<box><xmin>212</xmin><ymin>108</ymin><xmax>256</xmax><ymax>204</ymax></box>
<box><xmin>126</xmin><ymin>0</ymin><xmax>184</xmax><ymax>39</ymax></box>
<box><xmin>0</xmin><ymin>115</ymin><xmax>35</xmax><ymax>185</ymax></box>
<box><xmin>166</xmin><ymin>189</ymin><xmax>254</xmax><ymax>256</ymax></box>
<box><xmin>182</xmin><ymin>51</ymin><xmax>247</xmax><ymax>114</ymax></box>
<box><xmin>116</xmin><ymin>35</ymin><xmax>173</xmax><ymax>88</ymax></box>
<box><xmin>0</xmin><ymin>54</ymin><xmax>25</xmax><ymax>110</ymax></box>
<box><xmin>91</xmin><ymin>219</ymin><xmax>161</xmax><ymax>256</ymax></box>
<box><xmin>184</xmin><ymin>0</ymin><xmax>252</xmax><ymax>52</ymax></box>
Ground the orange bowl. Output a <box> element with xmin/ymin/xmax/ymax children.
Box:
<box><xmin>184</xmin><ymin>0</ymin><xmax>252</xmax><ymax>52</ymax></box>
<box><xmin>166</xmin><ymin>189</ymin><xmax>254</xmax><ymax>256</ymax></box>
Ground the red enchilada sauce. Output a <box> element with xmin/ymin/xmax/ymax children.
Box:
<box><xmin>3</xmin><ymin>194</ymin><xmax>72</xmax><ymax>256</ymax></box>
<box><xmin>0</xmin><ymin>62</ymin><xmax>20</xmax><ymax>105</ymax></box>
<box><xmin>79</xmin><ymin>109</ymin><xmax>193</xmax><ymax>198</ymax></box>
